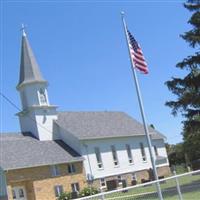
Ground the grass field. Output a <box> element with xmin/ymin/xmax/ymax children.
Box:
<box><xmin>101</xmin><ymin>173</ymin><xmax>200</xmax><ymax>200</ymax></box>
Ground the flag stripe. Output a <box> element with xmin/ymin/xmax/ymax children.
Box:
<box><xmin>133</xmin><ymin>60</ymin><xmax>146</xmax><ymax>69</ymax></box>
<box><xmin>127</xmin><ymin>30</ymin><xmax>148</xmax><ymax>74</ymax></box>
<box><xmin>132</xmin><ymin>52</ymin><xmax>145</xmax><ymax>62</ymax></box>
<box><xmin>135</xmin><ymin>64</ymin><xmax>148</xmax><ymax>74</ymax></box>
<box><xmin>130</xmin><ymin>50</ymin><xmax>145</xmax><ymax>61</ymax></box>
<box><xmin>135</xmin><ymin>62</ymin><xmax>148</xmax><ymax>71</ymax></box>
<box><xmin>133</xmin><ymin>55</ymin><xmax>147</xmax><ymax>67</ymax></box>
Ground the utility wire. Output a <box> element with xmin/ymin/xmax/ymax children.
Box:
<box><xmin>0</xmin><ymin>91</ymin><xmax>54</xmax><ymax>135</ymax></box>
<box><xmin>0</xmin><ymin>91</ymin><xmax>182</xmax><ymax>141</ymax></box>
<box><xmin>0</xmin><ymin>92</ymin><xmax>21</xmax><ymax>112</ymax></box>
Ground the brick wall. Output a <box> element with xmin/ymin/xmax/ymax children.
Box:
<box><xmin>91</xmin><ymin>165</ymin><xmax>171</xmax><ymax>190</ymax></box>
<box><xmin>157</xmin><ymin>165</ymin><xmax>171</xmax><ymax>177</ymax></box>
<box><xmin>6</xmin><ymin>162</ymin><xmax>87</xmax><ymax>200</ymax></box>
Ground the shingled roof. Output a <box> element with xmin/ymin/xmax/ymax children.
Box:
<box><xmin>0</xmin><ymin>133</ymin><xmax>83</xmax><ymax>170</ymax></box>
<box><xmin>56</xmin><ymin>111</ymin><xmax>165</xmax><ymax>140</ymax></box>
<box><xmin>17</xmin><ymin>31</ymin><xmax>47</xmax><ymax>88</ymax></box>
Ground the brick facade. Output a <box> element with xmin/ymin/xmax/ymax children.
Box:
<box><xmin>4</xmin><ymin>162</ymin><xmax>170</xmax><ymax>200</ymax></box>
<box><xmin>92</xmin><ymin>165</ymin><xmax>171</xmax><ymax>190</ymax></box>
<box><xmin>5</xmin><ymin>162</ymin><xmax>87</xmax><ymax>200</ymax></box>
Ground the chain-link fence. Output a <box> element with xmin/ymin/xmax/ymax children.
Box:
<box><xmin>77</xmin><ymin>169</ymin><xmax>200</xmax><ymax>200</ymax></box>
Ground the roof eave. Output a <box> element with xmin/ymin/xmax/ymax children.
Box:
<box><xmin>79</xmin><ymin>134</ymin><xmax>148</xmax><ymax>141</ymax></box>
<box><xmin>1</xmin><ymin>158</ymin><xmax>84</xmax><ymax>171</ymax></box>
<box><xmin>16</xmin><ymin>80</ymin><xmax>48</xmax><ymax>90</ymax></box>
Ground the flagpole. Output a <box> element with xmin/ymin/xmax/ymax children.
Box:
<box><xmin>121</xmin><ymin>12</ymin><xmax>163</xmax><ymax>200</ymax></box>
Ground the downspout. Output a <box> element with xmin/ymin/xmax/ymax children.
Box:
<box><xmin>83</xmin><ymin>144</ymin><xmax>93</xmax><ymax>183</ymax></box>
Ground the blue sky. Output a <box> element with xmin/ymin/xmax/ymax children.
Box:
<box><xmin>1</xmin><ymin>1</ymin><xmax>192</xmax><ymax>144</ymax></box>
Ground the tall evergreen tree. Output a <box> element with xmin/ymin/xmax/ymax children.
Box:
<box><xmin>165</xmin><ymin>0</ymin><xmax>200</xmax><ymax>162</ymax></box>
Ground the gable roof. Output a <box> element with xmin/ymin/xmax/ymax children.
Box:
<box><xmin>0</xmin><ymin>133</ymin><xmax>83</xmax><ymax>170</ymax></box>
<box><xmin>56</xmin><ymin>111</ymin><xmax>166</xmax><ymax>140</ymax></box>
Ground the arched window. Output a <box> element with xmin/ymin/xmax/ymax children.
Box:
<box><xmin>39</xmin><ymin>88</ymin><xmax>47</xmax><ymax>105</ymax></box>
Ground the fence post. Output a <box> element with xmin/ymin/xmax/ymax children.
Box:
<box><xmin>173</xmin><ymin>170</ymin><xmax>183</xmax><ymax>200</ymax></box>
<box><xmin>100</xmin><ymin>187</ymin><xmax>105</xmax><ymax>200</ymax></box>
<box><xmin>101</xmin><ymin>193</ymin><xmax>105</xmax><ymax>200</ymax></box>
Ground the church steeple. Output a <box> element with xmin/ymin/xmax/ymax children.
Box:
<box><xmin>17</xmin><ymin>26</ymin><xmax>58</xmax><ymax>141</ymax></box>
<box><xmin>17</xmin><ymin>26</ymin><xmax>47</xmax><ymax>89</ymax></box>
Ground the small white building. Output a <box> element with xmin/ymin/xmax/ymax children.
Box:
<box><xmin>1</xmin><ymin>29</ymin><xmax>170</xmax><ymax>197</ymax></box>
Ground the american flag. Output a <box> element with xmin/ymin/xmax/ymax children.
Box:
<box><xmin>127</xmin><ymin>30</ymin><xmax>148</xmax><ymax>74</ymax></box>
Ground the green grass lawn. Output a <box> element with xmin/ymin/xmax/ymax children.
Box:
<box><xmin>101</xmin><ymin>173</ymin><xmax>200</xmax><ymax>200</ymax></box>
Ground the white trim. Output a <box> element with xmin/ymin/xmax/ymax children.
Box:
<box><xmin>79</xmin><ymin>133</ymin><xmax>164</xmax><ymax>141</ymax></box>
<box><xmin>2</xmin><ymin>159</ymin><xmax>84</xmax><ymax>171</ymax></box>
<box><xmin>16</xmin><ymin>80</ymin><xmax>48</xmax><ymax>91</ymax></box>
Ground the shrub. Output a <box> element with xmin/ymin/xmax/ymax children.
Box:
<box><xmin>58</xmin><ymin>192</ymin><xmax>72</xmax><ymax>200</ymax></box>
<box><xmin>79</xmin><ymin>187</ymin><xmax>99</xmax><ymax>197</ymax></box>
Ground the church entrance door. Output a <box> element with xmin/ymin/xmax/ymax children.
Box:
<box><xmin>12</xmin><ymin>186</ymin><xmax>27</xmax><ymax>200</ymax></box>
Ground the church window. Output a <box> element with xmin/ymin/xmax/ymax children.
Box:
<box><xmin>100</xmin><ymin>178</ymin><xmax>106</xmax><ymax>187</ymax></box>
<box><xmin>68</xmin><ymin>163</ymin><xmax>76</xmax><ymax>173</ymax></box>
<box><xmin>18</xmin><ymin>189</ymin><xmax>24</xmax><ymax>198</ymax></box>
<box><xmin>54</xmin><ymin>185</ymin><xmax>63</xmax><ymax>197</ymax></box>
<box><xmin>140</xmin><ymin>143</ymin><xmax>147</xmax><ymax>162</ymax></box>
<box><xmin>51</xmin><ymin>165</ymin><xmax>60</xmax><ymax>176</ymax></box>
<box><xmin>154</xmin><ymin>145</ymin><xmax>159</xmax><ymax>156</ymax></box>
<box><xmin>39</xmin><ymin>88</ymin><xmax>47</xmax><ymax>105</ymax></box>
<box><xmin>132</xmin><ymin>173</ymin><xmax>137</xmax><ymax>181</ymax></box>
<box><xmin>117</xmin><ymin>175</ymin><xmax>122</xmax><ymax>184</ymax></box>
<box><xmin>126</xmin><ymin>144</ymin><xmax>134</xmax><ymax>164</ymax></box>
<box><xmin>111</xmin><ymin>145</ymin><xmax>119</xmax><ymax>166</ymax></box>
<box><xmin>71</xmin><ymin>183</ymin><xmax>80</xmax><ymax>192</ymax></box>
<box><xmin>95</xmin><ymin>147</ymin><xmax>103</xmax><ymax>169</ymax></box>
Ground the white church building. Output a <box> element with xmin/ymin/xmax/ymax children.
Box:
<box><xmin>0</xmin><ymin>30</ymin><xmax>170</xmax><ymax>200</ymax></box>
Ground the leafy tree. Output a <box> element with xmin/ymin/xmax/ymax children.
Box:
<box><xmin>165</xmin><ymin>143</ymin><xmax>186</xmax><ymax>166</ymax></box>
<box><xmin>165</xmin><ymin>0</ymin><xmax>200</xmax><ymax>162</ymax></box>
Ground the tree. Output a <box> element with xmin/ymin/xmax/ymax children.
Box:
<box><xmin>165</xmin><ymin>0</ymin><xmax>200</xmax><ymax>163</ymax></box>
<box><xmin>165</xmin><ymin>143</ymin><xmax>186</xmax><ymax>166</ymax></box>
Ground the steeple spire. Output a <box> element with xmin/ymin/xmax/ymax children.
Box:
<box><xmin>21</xmin><ymin>24</ymin><xmax>26</xmax><ymax>37</ymax></box>
<box><xmin>17</xmin><ymin>25</ymin><xmax>47</xmax><ymax>89</ymax></box>
<box><xmin>16</xmin><ymin>27</ymin><xmax>58</xmax><ymax>141</ymax></box>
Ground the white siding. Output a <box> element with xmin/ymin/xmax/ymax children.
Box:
<box><xmin>19</xmin><ymin>108</ymin><xmax>58</xmax><ymax>141</ymax></box>
<box><xmin>58</xmin><ymin>126</ymin><xmax>81</xmax><ymax>154</ymax></box>
<box><xmin>152</xmin><ymin>139</ymin><xmax>168</xmax><ymax>158</ymax></box>
<box><xmin>81</xmin><ymin>136</ymin><xmax>168</xmax><ymax>179</ymax></box>
<box><xmin>34</xmin><ymin>109</ymin><xmax>58</xmax><ymax>141</ymax></box>
<box><xmin>19</xmin><ymin>83</ymin><xmax>49</xmax><ymax>109</ymax></box>
<box><xmin>152</xmin><ymin>139</ymin><xmax>169</xmax><ymax>167</ymax></box>
<box><xmin>18</xmin><ymin>82</ymin><xmax>58</xmax><ymax>141</ymax></box>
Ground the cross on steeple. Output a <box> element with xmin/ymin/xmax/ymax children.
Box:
<box><xmin>20</xmin><ymin>24</ymin><xmax>27</xmax><ymax>37</ymax></box>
